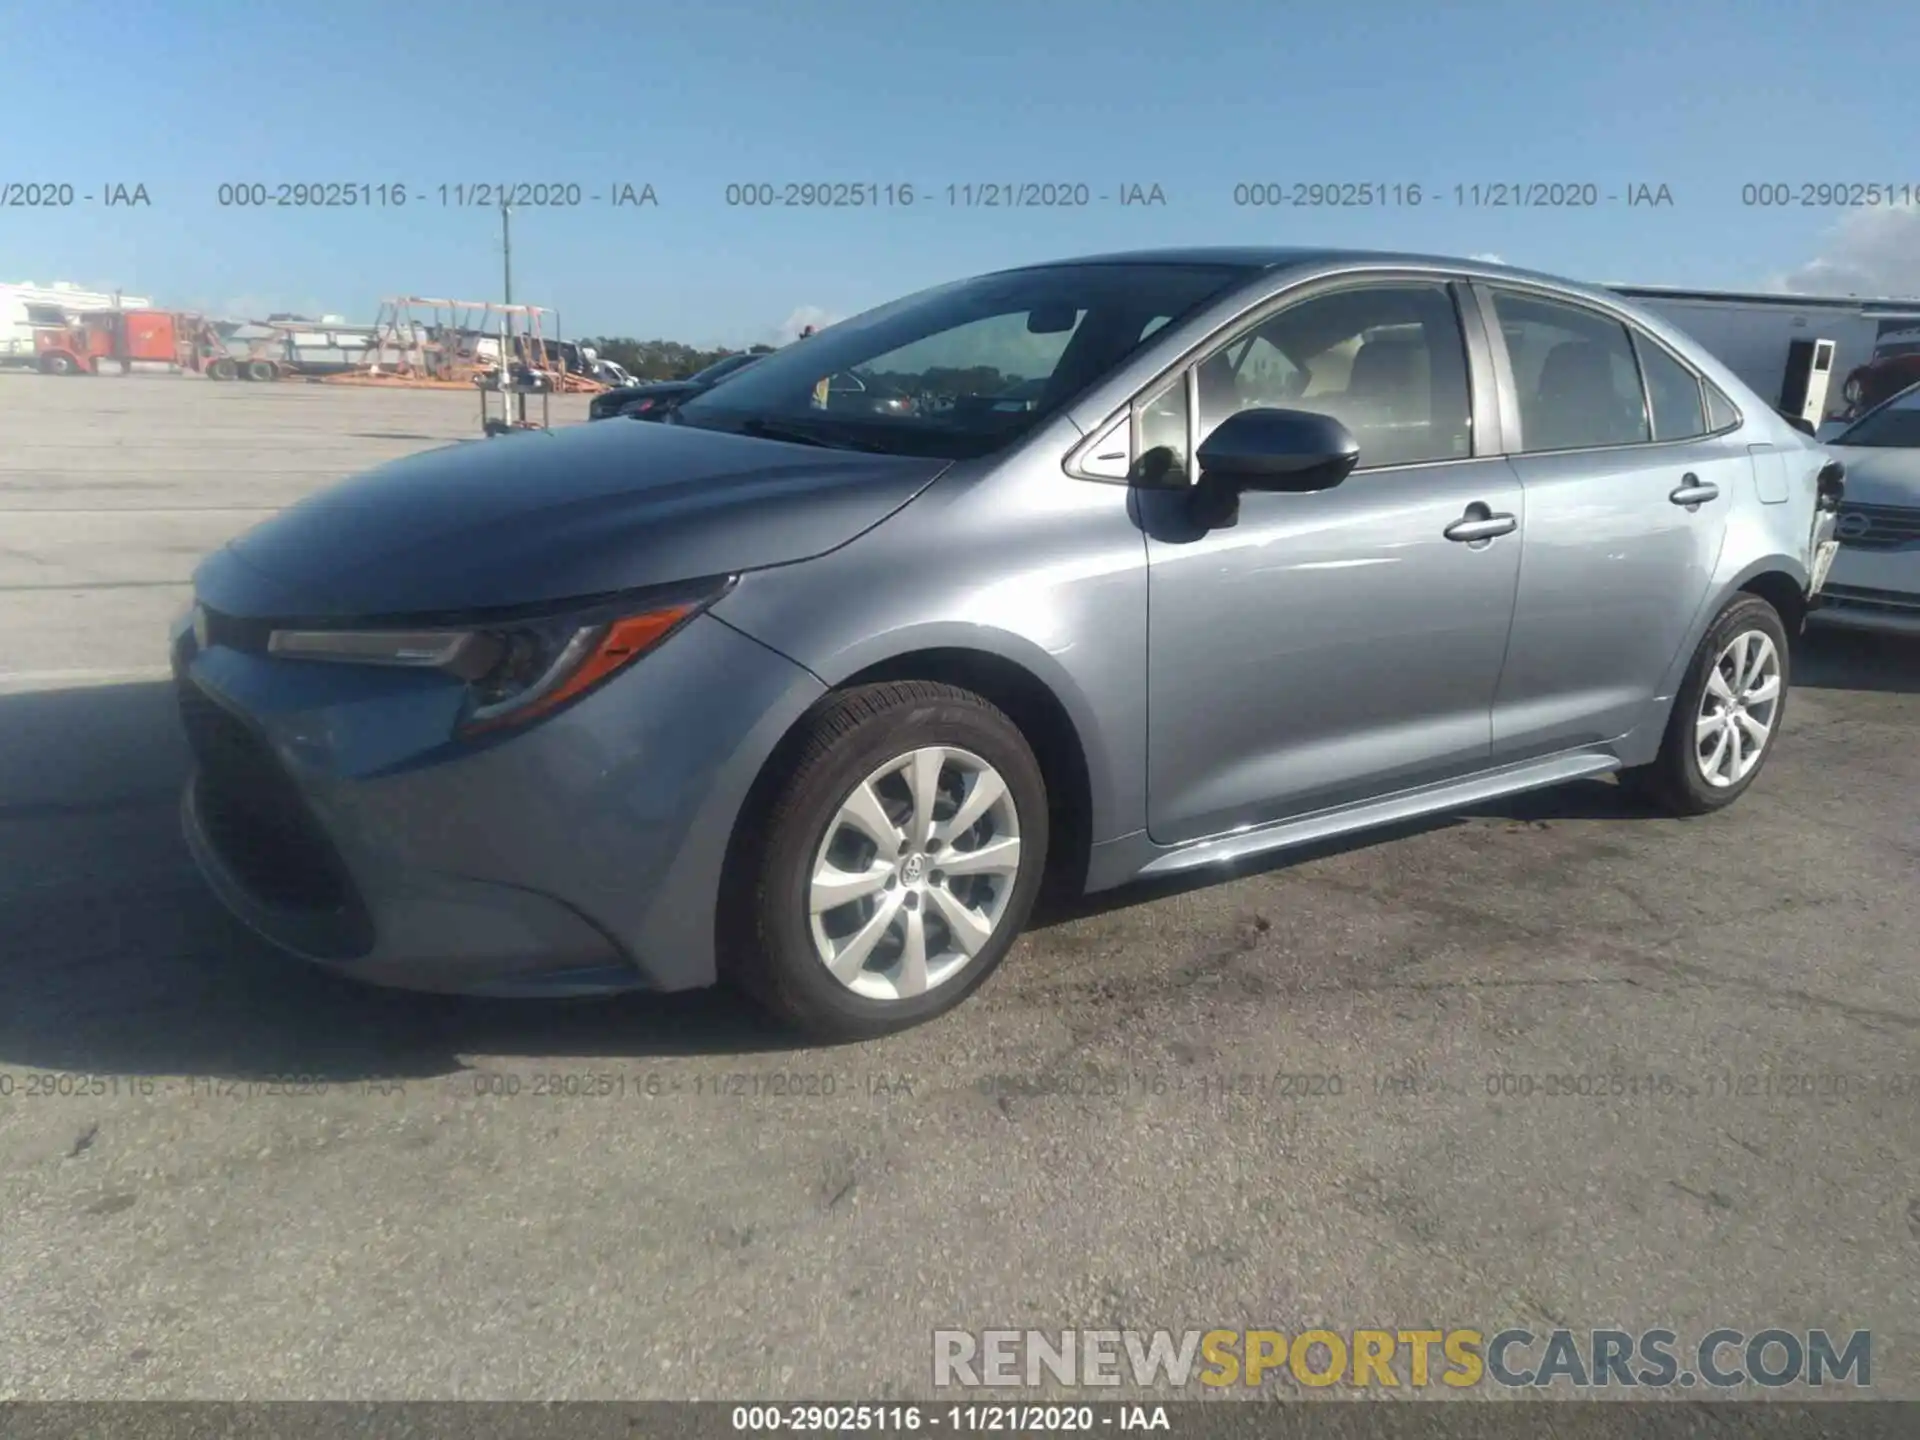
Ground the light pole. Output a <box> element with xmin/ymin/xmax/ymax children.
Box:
<box><xmin>501</xmin><ymin>203</ymin><xmax>513</xmax><ymax>307</ymax></box>
<box><xmin>500</xmin><ymin>203</ymin><xmax>517</xmax><ymax>428</ymax></box>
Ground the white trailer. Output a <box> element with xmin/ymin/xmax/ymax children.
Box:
<box><xmin>1609</xmin><ymin>285</ymin><xmax>1920</xmax><ymax>422</ymax></box>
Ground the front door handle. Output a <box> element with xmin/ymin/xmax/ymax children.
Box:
<box><xmin>1444</xmin><ymin>504</ymin><xmax>1518</xmax><ymax>543</ymax></box>
<box><xmin>1670</xmin><ymin>474</ymin><xmax>1720</xmax><ymax>507</ymax></box>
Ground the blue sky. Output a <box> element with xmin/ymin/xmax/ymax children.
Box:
<box><xmin>4</xmin><ymin>0</ymin><xmax>1917</xmax><ymax>346</ymax></box>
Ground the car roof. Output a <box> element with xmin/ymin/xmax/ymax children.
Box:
<box><xmin>996</xmin><ymin>246</ymin><xmax>1617</xmax><ymax>300</ymax></box>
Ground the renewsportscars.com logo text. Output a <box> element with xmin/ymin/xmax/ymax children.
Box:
<box><xmin>932</xmin><ymin>1327</ymin><xmax>1871</xmax><ymax>1391</ymax></box>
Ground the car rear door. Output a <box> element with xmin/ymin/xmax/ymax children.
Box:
<box><xmin>1140</xmin><ymin>276</ymin><xmax>1524</xmax><ymax>846</ymax></box>
<box><xmin>1476</xmin><ymin>285</ymin><xmax>1739</xmax><ymax>760</ymax></box>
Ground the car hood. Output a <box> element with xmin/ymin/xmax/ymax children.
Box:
<box><xmin>197</xmin><ymin>419</ymin><xmax>949</xmax><ymax>619</ymax></box>
<box><xmin>1826</xmin><ymin>445</ymin><xmax>1920</xmax><ymax>508</ymax></box>
<box><xmin>607</xmin><ymin>381</ymin><xmax>700</xmax><ymax>401</ymax></box>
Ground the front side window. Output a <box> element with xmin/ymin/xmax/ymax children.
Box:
<box><xmin>1191</xmin><ymin>283</ymin><xmax>1473</xmax><ymax>469</ymax></box>
<box><xmin>1492</xmin><ymin>290</ymin><xmax>1651</xmax><ymax>451</ymax></box>
<box><xmin>672</xmin><ymin>262</ymin><xmax>1252</xmax><ymax>459</ymax></box>
<box><xmin>1635</xmin><ymin>333</ymin><xmax>1708</xmax><ymax>441</ymax></box>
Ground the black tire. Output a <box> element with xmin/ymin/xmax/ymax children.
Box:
<box><xmin>41</xmin><ymin>353</ymin><xmax>78</xmax><ymax>376</ymax></box>
<box><xmin>245</xmin><ymin>360</ymin><xmax>277</xmax><ymax>382</ymax></box>
<box><xmin>208</xmin><ymin>357</ymin><xmax>238</xmax><ymax>381</ymax></box>
<box><xmin>1621</xmin><ymin>594</ymin><xmax>1790</xmax><ymax>815</ymax></box>
<box><xmin>721</xmin><ymin>681</ymin><xmax>1048</xmax><ymax>1040</ymax></box>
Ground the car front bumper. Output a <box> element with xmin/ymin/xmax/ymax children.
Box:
<box><xmin>1807</xmin><ymin>546</ymin><xmax>1920</xmax><ymax>637</ymax></box>
<box><xmin>172</xmin><ymin>609</ymin><xmax>826</xmax><ymax>996</ymax></box>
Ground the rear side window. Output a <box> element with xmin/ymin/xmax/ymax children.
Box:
<box><xmin>1635</xmin><ymin>333</ymin><xmax>1708</xmax><ymax>440</ymax></box>
<box><xmin>1704</xmin><ymin>382</ymin><xmax>1741</xmax><ymax>432</ymax></box>
<box><xmin>1492</xmin><ymin>290</ymin><xmax>1651</xmax><ymax>451</ymax></box>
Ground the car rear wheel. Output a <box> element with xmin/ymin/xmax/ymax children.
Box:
<box><xmin>1622</xmin><ymin>594</ymin><xmax>1789</xmax><ymax>815</ymax></box>
<box><xmin>722</xmin><ymin>681</ymin><xmax>1047</xmax><ymax>1039</ymax></box>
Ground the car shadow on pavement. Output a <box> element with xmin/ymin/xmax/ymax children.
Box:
<box><xmin>1794</xmin><ymin>626</ymin><xmax>1920</xmax><ymax>694</ymax></box>
<box><xmin>0</xmin><ymin>681</ymin><xmax>805</xmax><ymax>1087</ymax></box>
<box><xmin>1034</xmin><ymin>625</ymin><xmax>1920</xmax><ymax>933</ymax></box>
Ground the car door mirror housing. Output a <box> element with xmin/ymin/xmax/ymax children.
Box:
<box><xmin>1196</xmin><ymin>408</ymin><xmax>1361</xmax><ymax>492</ymax></box>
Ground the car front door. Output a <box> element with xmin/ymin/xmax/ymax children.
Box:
<box><xmin>1139</xmin><ymin>278</ymin><xmax>1524</xmax><ymax>847</ymax></box>
<box><xmin>1477</xmin><ymin>286</ymin><xmax>1738</xmax><ymax>759</ymax></box>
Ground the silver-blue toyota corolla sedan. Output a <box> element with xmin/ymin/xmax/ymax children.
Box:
<box><xmin>174</xmin><ymin>248</ymin><xmax>1843</xmax><ymax>1038</ymax></box>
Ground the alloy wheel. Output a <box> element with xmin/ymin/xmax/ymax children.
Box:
<box><xmin>807</xmin><ymin>746</ymin><xmax>1022</xmax><ymax>1001</ymax></box>
<box><xmin>1694</xmin><ymin>629</ymin><xmax>1782</xmax><ymax>788</ymax></box>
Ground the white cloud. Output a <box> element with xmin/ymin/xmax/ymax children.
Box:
<box><xmin>1773</xmin><ymin>201</ymin><xmax>1920</xmax><ymax>298</ymax></box>
<box><xmin>774</xmin><ymin>304</ymin><xmax>842</xmax><ymax>345</ymax></box>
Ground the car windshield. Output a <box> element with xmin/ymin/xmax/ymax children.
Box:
<box><xmin>1834</xmin><ymin>382</ymin><xmax>1920</xmax><ymax>448</ymax></box>
<box><xmin>689</xmin><ymin>352</ymin><xmax>760</xmax><ymax>385</ymax></box>
<box><xmin>672</xmin><ymin>262</ymin><xmax>1254</xmax><ymax>459</ymax></box>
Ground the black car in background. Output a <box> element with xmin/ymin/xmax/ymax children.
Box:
<box><xmin>811</xmin><ymin>369</ymin><xmax>918</xmax><ymax>417</ymax></box>
<box><xmin>587</xmin><ymin>351</ymin><xmax>765</xmax><ymax>421</ymax></box>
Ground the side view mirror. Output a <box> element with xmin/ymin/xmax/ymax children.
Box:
<box><xmin>1197</xmin><ymin>408</ymin><xmax>1360</xmax><ymax>492</ymax></box>
<box><xmin>1778</xmin><ymin>410</ymin><xmax>1816</xmax><ymax>437</ymax></box>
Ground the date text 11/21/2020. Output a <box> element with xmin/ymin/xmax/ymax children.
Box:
<box><xmin>721</xmin><ymin>182</ymin><xmax>1169</xmax><ymax>208</ymax></box>
<box><xmin>1230</xmin><ymin>181</ymin><xmax>1677</xmax><ymax>208</ymax></box>
<box><xmin>729</xmin><ymin>1406</ymin><xmax>1171</xmax><ymax>1432</ymax></box>
<box><xmin>209</xmin><ymin>182</ymin><xmax>660</xmax><ymax>208</ymax></box>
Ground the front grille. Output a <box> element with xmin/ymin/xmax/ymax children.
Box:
<box><xmin>176</xmin><ymin>677</ymin><xmax>361</xmax><ymax>915</ymax></box>
<box><xmin>1834</xmin><ymin>503</ymin><xmax>1920</xmax><ymax>551</ymax></box>
<box><xmin>1822</xmin><ymin>583</ymin><xmax>1920</xmax><ymax>615</ymax></box>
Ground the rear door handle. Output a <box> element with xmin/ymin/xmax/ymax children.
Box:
<box><xmin>1444</xmin><ymin>504</ymin><xmax>1518</xmax><ymax>543</ymax></box>
<box><xmin>1670</xmin><ymin>474</ymin><xmax>1720</xmax><ymax>506</ymax></box>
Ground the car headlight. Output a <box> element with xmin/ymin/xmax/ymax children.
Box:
<box><xmin>265</xmin><ymin>581</ymin><xmax>728</xmax><ymax>733</ymax></box>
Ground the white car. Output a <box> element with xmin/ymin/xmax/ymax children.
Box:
<box><xmin>1813</xmin><ymin>381</ymin><xmax>1920</xmax><ymax>636</ymax></box>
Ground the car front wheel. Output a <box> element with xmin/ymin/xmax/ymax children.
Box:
<box><xmin>1624</xmin><ymin>594</ymin><xmax>1790</xmax><ymax>815</ymax></box>
<box><xmin>723</xmin><ymin>681</ymin><xmax>1048</xmax><ymax>1039</ymax></box>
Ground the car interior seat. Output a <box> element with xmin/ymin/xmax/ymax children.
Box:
<box><xmin>1339</xmin><ymin>338</ymin><xmax>1428</xmax><ymax>464</ymax></box>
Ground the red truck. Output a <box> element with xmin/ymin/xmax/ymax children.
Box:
<box><xmin>33</xmin><ymin>310</ymin><xmax>287</xmax><ymax>380</ymax></box>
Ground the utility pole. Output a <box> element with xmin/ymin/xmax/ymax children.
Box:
<box><xmin>501</xmin><ymin>203</ymin><xmax>513</xmax><ymax>306</ymax></box>
<box><xmin>500</xmin><ymin>203</ymin><xmax>517</xmax><ymax>429</ymax></box>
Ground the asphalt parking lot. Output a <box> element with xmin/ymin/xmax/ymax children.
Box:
<box><xmin>1</xmin><ymin>371</ymin><xmax>1916</xmax><ymax>1401</ymax></box>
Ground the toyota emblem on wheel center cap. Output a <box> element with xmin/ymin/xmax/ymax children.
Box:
<box><xmin>901</xmin><ymin>854</ymin><xmax>926</xmax><ymax>884</ymax></box>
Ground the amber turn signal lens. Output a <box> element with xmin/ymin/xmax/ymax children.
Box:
<box><xmin>463</xmin><ymin>603</ymin><xmax>697</xmax><ymax>733</ymax></box>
